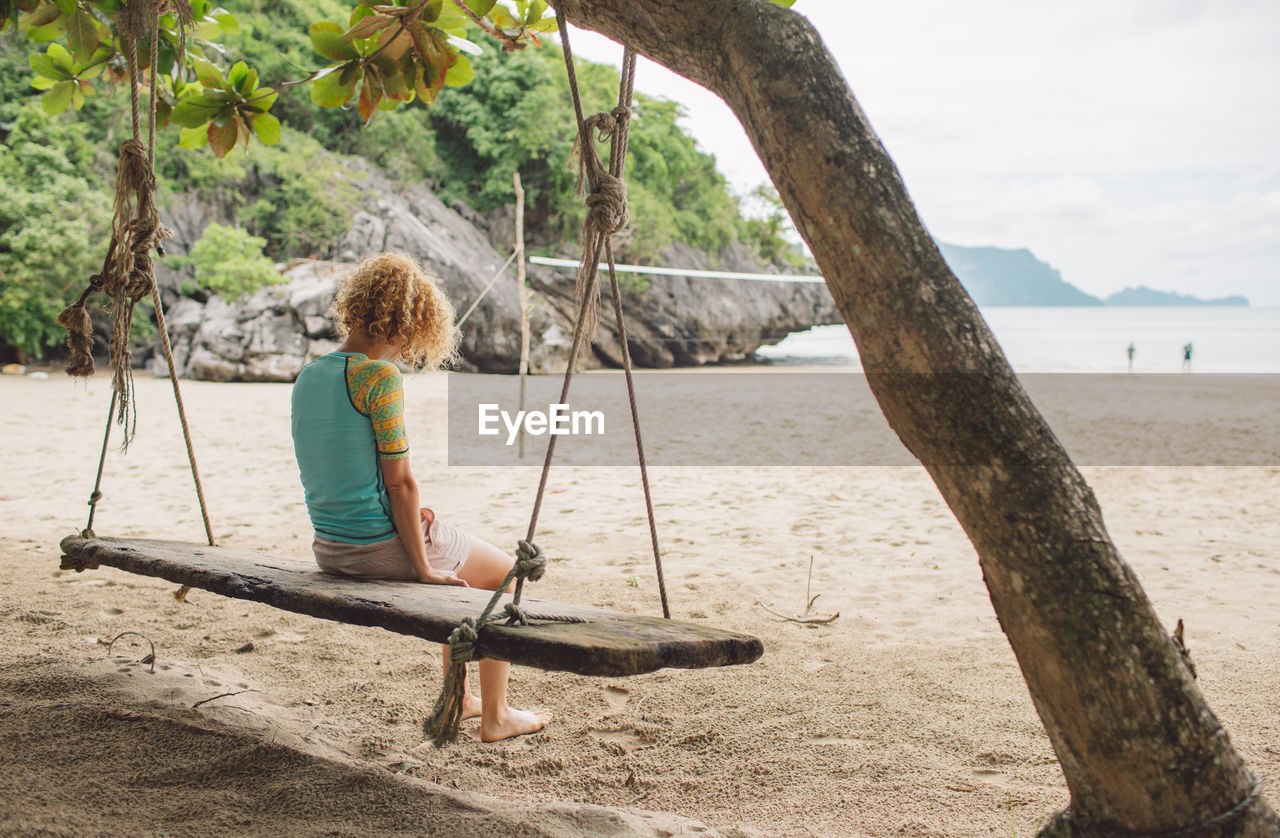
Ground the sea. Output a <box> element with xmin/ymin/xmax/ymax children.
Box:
<box><xmin>756</xmin><ymin>307</ymin><xmax>1280</xmax><ymax>374</ymax></box>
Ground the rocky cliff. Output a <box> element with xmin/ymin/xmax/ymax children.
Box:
<box><xmin>151</xmin><ymin>162</ymin><xmax>841</xmax><ymax>381</ymax></box>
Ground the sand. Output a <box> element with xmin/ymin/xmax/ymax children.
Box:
<box><xmin>1</xmin><ymin>369</ymin><xmax>1277</xmax><ymax>837</ymax></box>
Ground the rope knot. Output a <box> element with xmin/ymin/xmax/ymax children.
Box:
<box><xmin>503</xmin><ymin>602</ymin><xmax>529</xmax><ymax>626</ymax></box>
<box><xmin>446</xmin><ymin>617</ymin><xmax>478</xmax><ymax>663</ymax></box>
<box><xmin>515</xmin><ymin>540</ymin><xmax>548</xmax><ymax>582</ymax></box>
<box><xmin>585</xmin><ymin>174</ymin><xmax>629</xmax><ymax>236</ymax></box>
<box><xmin>584</xmin><ymin>109</ymin><xmax>618</xmax><ymax>141</ymax></box>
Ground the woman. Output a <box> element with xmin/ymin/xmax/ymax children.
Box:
<box><xmin>290</xmin><ymin>252</ymin><xmax>550</xmax><ymax>742</ymax></box>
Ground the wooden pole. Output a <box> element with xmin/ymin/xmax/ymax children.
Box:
<box><xmin>514</xmin><ymin>172</ymin><xmax>530</xmax><ymax>459</ymax></box>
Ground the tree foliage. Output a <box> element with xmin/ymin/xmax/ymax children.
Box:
<box><xmin>0</xmin><ymin>0</ymin><xmax>802</xmax><ymax>358</ymax></box>
<box><xmin>169</xmin><ymin>222</ymin><xmax>282</xmax><ymax>300</ymax></box>
<box><xmin>0</xmin><ymin>101</ymin><xmax>111</xmax><ymax>360</ymax></box>
<box><xmin>3</xmin><ymin>0</ymin><xmax>557</xmax><ymax>157</ymax></box>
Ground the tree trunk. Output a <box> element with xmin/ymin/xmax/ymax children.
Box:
<box><xmin>553</xmin><ymin>1</ymin><xmax>1278</xmax><ymax>834</ymax></box>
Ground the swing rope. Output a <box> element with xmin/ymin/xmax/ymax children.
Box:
<box><xmin>61</xmin><ymin>0</ymin><xmax>214</xmax><ymax>554</ymax></box>
<box><xmin>424</xmin><ymin>14</ymin><xmax>670</xmax><ymax>746</ymax></box>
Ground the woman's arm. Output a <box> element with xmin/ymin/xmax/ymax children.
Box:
<box><xmin>381</xmin><ymin>456</ymin><xmax>467</xmax><ymax>587</ymax></box>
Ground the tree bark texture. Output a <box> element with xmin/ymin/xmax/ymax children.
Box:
<box><xmin>552</xmin><ymin>1</ymin><xmax>1278</xmax><ymax>834</ymax></box>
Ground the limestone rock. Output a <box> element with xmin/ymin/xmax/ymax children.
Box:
<box><xmin>153</xmin><ymin>157</ymin><xmax>840</xmax><ymax>381</ymax></box>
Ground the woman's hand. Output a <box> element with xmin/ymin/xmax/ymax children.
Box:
<box><xmin>420</xmin><ymin>568</ymin><xmax>468</xmax><ymax>587</ymax></box>
<box><xmin>419</xmin><ymin>507</ymin><xmax>435</xmax><ymax>526</ymax></box>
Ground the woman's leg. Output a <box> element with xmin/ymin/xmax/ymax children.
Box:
<box><xmin>454</xmin><ymin>536</ymin><xmax>552</xmax><ymax>742</ymax></box>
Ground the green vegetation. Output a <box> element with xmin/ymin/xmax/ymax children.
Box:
<box><xmin>0</xmin><ymin>100</ymin><xmax>111</xmax><ymax>360</ymax></box>
<box><xmin>0</xmin><ymin>3</ymin><xmax>799</xmax><ymax>359</ymax></box>
<box><xmin>169</xmin><ymin>222</ymin><xmax>282</xmax><ymax>300</ymax></box>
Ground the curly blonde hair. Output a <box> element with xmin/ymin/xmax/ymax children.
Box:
<box><xmin>333</xmin><ymin>252</ymin><xmax>461</xmax><ymax>369</ymax></box>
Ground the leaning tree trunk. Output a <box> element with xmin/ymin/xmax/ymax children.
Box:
<box><xmin>555</xmin><ymin>1</ymin><xmax>1277</xmax><ymax>834</ymax></box>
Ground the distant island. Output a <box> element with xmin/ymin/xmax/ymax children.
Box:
<box><xmin>938</xmin><ymin>243</ymin><xmax>1102</xmax><ymax>306</ymax></box>
<box><xmin>937</xmin><ymin>243</ymin><xmax>1249</xmax><ymax>307</ymax></box>
<box><xmin>1103</xmin><ymin>286</ymin><xmax>1249</xmax><ymax>306</ymax></box>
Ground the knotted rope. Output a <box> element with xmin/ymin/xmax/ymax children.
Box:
<box><xmin>532</xmin><ymin>11</ymin><xmax>670</xmax><ymax>617</ymax></box>
<box><xmin>60</xmin><ymin>0</ymin><xmax>214</xmax><ymax>555</ymax></box>
<box><xmin>423</xmin><ymin>540</ymin><xmax>548</xmax><ymax>747</ymax></box>
<box><xmin>562</xmin><ymin>20</ymin><xmax>633</xmax><ymax>344</ymax></box>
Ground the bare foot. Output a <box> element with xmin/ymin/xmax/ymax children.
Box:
<box><xmin>480</xmin><ymin>707</ymin><xmax>552</xmax><ymax>743</ymax></box>
<box><xmin>461</xmin><ymin>693</ymin><xmax>482</xmax><ymax>721</ymax></box>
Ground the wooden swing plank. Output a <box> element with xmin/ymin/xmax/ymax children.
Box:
<box><xmin>59</xmin><ymin>536</ymin><xmax>762</xmax><ymax>677</ymax></box>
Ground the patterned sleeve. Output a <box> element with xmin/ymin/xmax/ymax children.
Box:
<box><xmin>346</xmin><ymin>358</ymin><xmax>410</xmax><ymax>459</ymax></box>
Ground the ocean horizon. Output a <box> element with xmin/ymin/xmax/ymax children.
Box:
<box><xmin>757</xmin><ymin>306</ymin><xmax>1280</xmax><ymax>374</ymax></box>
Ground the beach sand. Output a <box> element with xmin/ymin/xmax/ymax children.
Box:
<box><xmin>1</xmin><ymin>370</ymin><xmax>1277</xmax><ymax>836</ymax></box>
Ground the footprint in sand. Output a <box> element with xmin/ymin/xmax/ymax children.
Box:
<box><xmin>603</xmin><ymin>686</ymin><xmax>629</xmax><ymax>710</ymax></box>
<box><xmin>588</xmin><ymin>726</ymin><xmax>653</xmax><ymax>753</ymax></box>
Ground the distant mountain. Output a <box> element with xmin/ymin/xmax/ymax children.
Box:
<box><xmin>1104</xmin><ymin>286</ymin><xmax>1249</xmax><ymax>307</ymax></box>
<box><xmin>938</xmin><ymin>243</ymin><xmax>1103</xmax><ymax>307</ymax></box>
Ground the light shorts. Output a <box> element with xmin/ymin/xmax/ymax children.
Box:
<box><xmin>312</xmin><ymin>514</ymin><xmax>473</xmax><ymax>581</ymax></box>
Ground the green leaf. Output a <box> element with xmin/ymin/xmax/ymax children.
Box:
<box><xmin>210</xmin><ymin>103</ymin><xmax>236</xmax><ymax>126</ymax></box>
<box><xmin>443</xmin><ymin>52</ymin><xmax>472</xmax><ymax>87</ymax></box>
<box><xmin>373</xmin><ymin>25</ymin><xmax>413</xmax><ymax>65</ymax></box>
<box><xmin>29</xmin><ymin>51</ymin><xmax>69</xmax><ymax>80</ymax></box>
<box><xmin>310</xmin><ymin>67</ymin><xmax>356</xmax><ymax>107</ymax></box>
<box><xmin>53</xmin><ymin>0</ymin><xmax>77</xmax><ymax>15</ymax></box>
<box><xmin>192</xmin><ymin>16</ymin><xmax>222</xmax><ymax>40</ymax></box>
<box><xmin>41</xmin><ymin>79</ymin><xmax>74</xmax><ymax>113</ymax></box>
<box><xmin>226</xmin><ymin>60</ymin><xmax>249</xmax><ymax>89</ymax></box>
<box><xmin>233</xmin><ymin>66</ymin><xmax>258</xmax><ymax>96</ymax></box>
<box><xmin>45</xmin><ymin>41</ymin><xmax>74</xmax><ymax>74</ymax></box>
<box><xmin>70</xmin><ymin>82</ymin><xmax>85</xmax><ymax>110</ymax></box>
<box><xmin>343</xmin><ymin>12</ymin><xmax>392</xmax><ymax>41</ymax></box>
<box><xmin>350</xmin><ymin>4</ymin><xmax>374</xmax><ymax>25</ymax></box>
<box><xmin>30</xmin><ymin>75</ymin><xmax>57</xmax><ymax>90</ymax></box>
<box><xmin>156</xmin><ymin>38</ymin><xmax>175</xmax><ymax>77</ymax></box>
<box><xmin>178</xmin><ymin>124</ymin><xmax>209</xmax><ymax>149</ymax></box>
<box><xmin>770</xmin><ymin>0</ymin><xmax>797</xmax><ymax>5</ymax></box>
<box><xmin>65</xmin><ymin>7</ymin><xmax>97</xmax><ymax>62</ymax></box>
<box><xmin>19</xmin><ymin>5</ymin><xmax>61</xmax><ymax>29</ymax></box>
<box><xmin>212</xmin><ymin>12</ymin><xmax>239</xmax><ymax>34</ymax></box>
<box><xmin>27</xmin><ymin>20</ymin><xmax>65</xmax><ymax>41</ymax></box>
<box><xmin>227</xmin><ymin>62</ymin><xmax>257</xmax><ymax>95</ymax></box>
<box><xmin>465</xmin><ymin>0</ymin><xmax>496</xmax><ymax>16</ymax></box>
<box><xmin>309</xmin><ymin>20</ymin><xmax>359</xmax><ymax>61</ymax></box>
<box><xmin>379</xmin><ymin>67</ymin><xmax>410</xmax><ymax>101</ymax></box>
<box><xmin>191</xmin><ymin>57</ymin><xmax>225</xmax><ymax>88</ymax></box>
<box><xmin>434</xmin><ymin>2</ymin><xmax>467</xmax><ymax>32</ymax></box>
<box><xmin>523</xmin><ymin>0</ymin><xmax>546</xmax><ymax>25</ymax></box>
<box><xmin>170</xmin><ymin>95</ymin><xmax>220</xmax><ymax>128</ymax></box>
<box><xmin>79</xmin><ymin>45</ymin><xmax>111</xmax><ymax>79</ymax></box>
<box><xmin>243</xmin><ymin>87</ymin><xmax>277</xmax><ymax>113</ymax></box>
<box><xmin>250</xmin><ymin>112</ymin><xmax>280</xmax><ymax>145</ymax></box>
<box><xmin>207</xmin><ymin>116</ymin><xmax>238</xmax><ymax>157</ymax></box>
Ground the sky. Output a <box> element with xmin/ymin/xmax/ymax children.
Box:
<box><xmin>560</xmin><ymin>1</ymin><xmax>1280</xmax><ymax>305</ymax></box>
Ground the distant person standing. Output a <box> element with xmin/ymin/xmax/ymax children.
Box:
<box><xmin>1181</xmin><ymin>342</ymin><xmax>1193</xmax><ymax>372</ymax></box>
<box><xmin>1126</xmin><ymin>342</ymin><xmax>1136</xmax><ymax>371</ymax></box>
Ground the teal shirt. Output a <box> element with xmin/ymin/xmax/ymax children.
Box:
<box><xmin>291</xmin><ymin>352</ymin><xmax>409</xmax><ymax>544</ymax></box>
